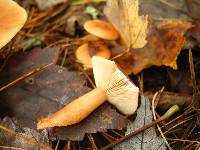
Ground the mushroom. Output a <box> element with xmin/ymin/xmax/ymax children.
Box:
<box><xmin>84</xmin><ymin>20</ymin><xmax>119</xmax><ymax>40</ymax></box>
<box><xmin>37</xmin><ymin>56</ymin><xmax>139</xmax><ymax>129</ymax></box>
<box><xmin>0</xmin><ymin>0</ymin><xmax>27</xmax><ymax>49</ymax></box>
<box><xmin>76</xmin><ymin>41</ymin><xmax>111</xmax><ymax>68</ymax></box>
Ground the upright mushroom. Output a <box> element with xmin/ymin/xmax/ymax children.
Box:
<box><xmin>0</xmin><ymin>0</ymin><xmax>27</xmax><ymax>49</ymax></box>
<box><xmin>37</xmin><ymin>56</ymin><xmax>139</xmax><ymax>129</ymax></box>
<box><xmin>76</xmin><ymin>41</ymin><xmax>111</xmax><ymax>68</ymax></box>
<box><xmin>84</xmin><ymin>20</ymin><xmax>119</xmax><ymax>40</ymax></box>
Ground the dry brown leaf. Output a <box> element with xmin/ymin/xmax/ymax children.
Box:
<box><xmin>190</xmin><ymin>18</ymin><xmax>200</xmax><ymax>47</ymax></box>
<box><xmin>116</xmin><ymin>19</ymin><xmax>193</xmax><ymax>74</ymax></box>
<box><xmin>145</xmin><ymin>91</ymin><xmax>192</xmax><ymax>111</ymax></box>
<box><xmin>0</xmin><ymin>117</ymin><xmax>49</xmax><ymax>149</ymax></box>
<box><xmin>104</xmin><ymin>0</ymin><xmax>148</xmax><ymax>49</ymax></box>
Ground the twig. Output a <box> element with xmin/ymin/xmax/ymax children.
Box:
<box><xmin>54</xmin><ymin>140</ymin><xmax>60</xmax><ymax>150</ymax></box>
<box><xmin>79</xmin><ymin>65</ymin><xmax>96</xmax><ymax>88</ymax></box>
<box><xmin>0</xmin><ymin>63</ymin><xmax>53</xmax><ymax>92</ymax></box>
<box><xmin>110</xmin><ymin>129</ymin><xmax>124</xmax><ymax>138</ymax></box>
<box><xmin>192</xmin><ymin>0</ymin><xmax>200</xmax><ymax>6</ymax></box>
<box><xmin>164</xmin><ymin>107</ymin><xmax>194</xmax><ymax>127</ymax></box>
<box><xmin>101</xmin><ymin>132</ymin><xmax>115</xmax><ymax>142</ymax></box>
<box><xmin>152</xmin><ymin>90</ymin><xmax>172</xmax><ymax>150</ymax></box>
<box><xmin>100</xmin><ymin>105</ymin><xmax>180</xmax><ymax>150</ymax></box>
<box><xmin>159</xmin><ymin>0</ymin><xmax>189</xmax><ymax>15</ymax></box>
<box><xmin>163</xmin><ymin>115</ymin><xmax>195</xmax><ymax>134</ymax></box>
<box><xmin>87</xmin><ymin>134</ymin><xmax>98</xmax><ymax>150</ymax></box>
<box><xmin>185</xmin><ymin>0</ymin><xmax>193</xmax><ymax>17</ymax></box>
<box><xmin>167</xmin><ymin>138</ymin><xmax>200</xmax><ymax>144</ymax></box>
<box><xmin>66</xmin><ymin>141</ymin><xmax>71</xmax><ymax>150</ymax></box>
<box><xmin>189</xmin><ymin>49</ymin><xmax>198</xmax><ymax>93</ymax></box>
<box><xmin>0</xmin><ymin>146</ymin><xmax>24</xmax><ymax>150</ymax></box>
<box><xmin>137</xmin><ymin>73</ymin><xmax>144</xmax><ymax>95</ymax></box>
<box><xmin>189</xmin><ymin>49</ymin><xmax>199</xmax><ymax>108</ymax></box>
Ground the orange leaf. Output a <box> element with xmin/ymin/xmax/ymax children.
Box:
<box><xmin>116</xmin><ymin>19</ymin><xmax>193</xmax><ymax>74</ymax></box>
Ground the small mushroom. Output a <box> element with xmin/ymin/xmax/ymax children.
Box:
<box><xmin>76</xmin><ymin>41</ymin><xmax>111</xmax><ymax>68</ymax></box>
<box><xmin>84</xmin><ymin>20</ymin><xmax>119</xmax><ymax>40</ymax></box>
<box><xmin>37</xmin><ymin>56</ymin><xmax>139</xmax><ymax>129</ymax></box>
<box><xmin>0</xmin><ymin>0</ymin><xmax>27</xmax><ymax>49</ymax></box>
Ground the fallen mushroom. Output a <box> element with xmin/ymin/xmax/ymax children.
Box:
<box><xmin>37</xmin><ymin>56</ymin><xmax>139</xmax><ymax>129</ymax></box>
<box><xmin>84</xmin><ymin>20</ymin><xmax>119</xmax><ymax>40</ymax></box>
<box><xmin>76</xmin><ymin>41</ymin><xmax>111</xmax><ymax>68</ymax></box>
<box><xmin>0</xmin><ymin>0</ymin><xmax>27</xmax><ymax>49</ymax></box>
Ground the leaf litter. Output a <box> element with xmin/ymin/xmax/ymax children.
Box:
<box><xmin>114</xmin><ymin>96</ymin><xmax>166</xmax><ymax>150</ymax></box>
<box><xmin>115</xmin><ymin>19</ymin><xmax>193</xmax><ymax>74</ymax></box>
<box><xmin>0</xmin><ymin>117</ymin><xmax>50</xmax><ymax>149</ymax></box>
<box><xmin>1</xmin><ymin>0</ymin><xmax>200</xmax><ymax>149</ymax></box>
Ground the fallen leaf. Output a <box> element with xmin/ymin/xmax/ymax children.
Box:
<box><xmin>35</xmin><ymin>0</ymin><xmax>68</xmax><ymax>10</ymax></box>
<box><xmin>50</xmin><ymin>103</ymin><xmax>127</xmax><ymax>141</ymax></box>
<box><xmin>0</xmin><ymin>117</ymin><xmax>49</xmax><ymax>149</ymax></box>
<box><xmin>65</xmin><ymin>12</ymin><xmax>90</xmax><ymax>36</ymax></box>
<box><xmin>116</xmin><ymin>19</ymin><xmax>193</xmax><ymax>74</ymax></box>
<box><xmin>114</xmin><ymin>96</ymin><xmax>166</xmax><ymax>150</ymax></box>
<box><xmin>0</xmin><ymin>48</ymin><xmax>127</xmax><ymax>141</ymax></box>
<box><xmin>167</xmin><ymin>69</ymin><xmax>193</xmax><ymax>94</ymax></box>
<box><xmin>104</xmin><ymin>0</ymin><xmax>148</xmax><ymax>49</ymax></box>
<box><xmin>0</xmin><ymin>47</ymin><xmax>60</xmax><ymax>86</ymax></box>
<box><xmin>140</xmin><ymin>0</ymin><xmax>190</xmax><ymax>20</ymax></box>
<box><xmin>145</xmin><ymin>91</ymin><xmax>192</xmax><ymax>111</ymax></box>
<box><xmin>184</xmin><ymin>0</ymin><xmax>200</xmax><ymax>19</ymax></box>
<box><xmin>190</xmin><ymin>18</ymin><xmax>200</xmax><ymax>47</ymax></box>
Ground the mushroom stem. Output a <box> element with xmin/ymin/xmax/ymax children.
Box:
<box><xmin>37</xmin><ymin>87</ymin><xmax>107</xmax><ymax>129</ymax></box>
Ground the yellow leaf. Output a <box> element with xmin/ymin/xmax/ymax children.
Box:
<box><xmin>104</xmin><ymin>0</ymin><xmax>148</xmax><ymax>49</ymax></box>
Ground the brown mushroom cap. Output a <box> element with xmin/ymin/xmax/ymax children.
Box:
<box><xmin>84</xmin><ymin>20</ymin><xmax>119</xmax><ymax>40</ymax></box>
<box><xmin>76</xmin><ymin>41</ymin><xmax>111</xmax><ymax>68</ymax></box>
<box><xmin>0</xmin><ymin>0</ymin><xmax>27</xmax><ymax>49</ymax></box>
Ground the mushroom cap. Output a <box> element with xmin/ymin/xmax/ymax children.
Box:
<box><xmin>0</xmin><ymin>0</ymin><xmax>27</xmax><ymax>49</ymax></box>
<box><xmin>84</xmin><ymin>20</ymin><xmax>119</xmax><ymax>40</ymax></box>
<box><xmin>76</xmin><ymin>42</ymin><xmax>111</xmax><ymax>68</ymax></box>
<box><xmin>92</xmin><ymin>56</ymin><xmax>139</xmax><ymax>115</ymax></box>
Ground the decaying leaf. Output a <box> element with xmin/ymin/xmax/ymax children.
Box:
<box><xmin>145</xmin><ymin>91</ymin><xmax>192</xmax><ymax>111</ymax></box>
<box><xmin>115</xmin><ymin>96</ymin><xmax>166</xmax><ymax>150</ymax></box>
<box><xmin>65</xmin><ymin>13</ymin><xmax>90</xmax><ymax>36</ymax></box>
<box><xmin>104</xmin><ymin>0</ymin><xmax>148</xmax><ymax>49</ymax></box>
<box><xmin>167</xmin><ymin>68</ymin><xmax>193</xmax><ymax>94</ymax></box>
<box><xmin>0</xmin><ymin>117</ymin><xmax>49</xmax><ymax>149</ymax></box>
<box><xmin>140</xmin><ymin>0</ymin><xmax>190</xmax><ymax>20</ymax></box>
<box><xmin>190</xmin><ymin>18</ymin><xmax>200</xmax><ymax>47</ymax></box>
<box><xmin>50</xmin><ymin>103</ymin><xmax>127</xmax><ymax>141</ymax></box>
<box><xmin>0</xmin><ymin>47</ymin><xmax>60</xmax><ymax>86</ymax></box>
<box><xmin>35</xmin><ymin>0</ymin><xmax>68</xmax><ymax>10</ymax></box>
<box><xmin>116</xmin><ymin>19</ymin><xmax>193</xmax><ymax>74</ymax></box>
<box><xmin>0</xmin><ymin>47</ymin><xmax>127</xmax><ymax>141</ymax></box>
